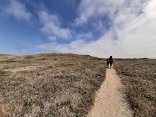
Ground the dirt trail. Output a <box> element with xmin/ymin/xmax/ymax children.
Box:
<box><xmin>87</xmin><ymin>68</ymin><xmax>133</xmax><ymax>117</ymax></box>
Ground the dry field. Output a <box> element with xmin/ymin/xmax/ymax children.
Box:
<box><xmin>115</xmin><ymin>59</ymin><xmax>156</xmax><ymax>117</ymax></box>
<box><xmin>0</xmin><ymin>54</ymin><xmax>105</xmax><ymax>117</ymax></box>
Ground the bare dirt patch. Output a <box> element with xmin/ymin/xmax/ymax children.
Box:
<box><xmin>5</xmin><ymin>66</ymin><xmax>38</xmax><ymax>73</ymax></box>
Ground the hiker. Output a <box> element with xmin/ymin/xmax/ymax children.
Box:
<box><xmin>106</xmin><ymin>58</ymin><xmax>109</xmax><ymax>68</ymax></box>
<box><xmin>109</xmin><ymin>56</ymin><xmax>113</xmax><ymax>68</ymax></box>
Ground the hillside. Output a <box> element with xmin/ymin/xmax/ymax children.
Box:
<box><xmin>0</xmin><ymin>54</ymin><xmax>105</xmax><ymax>117</ymax></box>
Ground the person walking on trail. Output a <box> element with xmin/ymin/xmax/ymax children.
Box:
<box><xmin>109</xmin><ymin>56</ymin><xmax>113</xmax><ymax>68</ymax></box>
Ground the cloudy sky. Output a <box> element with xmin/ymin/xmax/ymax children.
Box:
<box><xmin>0</xmin><ymin>0</ymin><xmax>156</xmax><ymax>58</ymax></box>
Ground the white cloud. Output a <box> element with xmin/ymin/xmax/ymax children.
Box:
<box><xmin>38</xmin><ymin>39</ymin><xmax>87</xmax><ymax>53</ymax></box>
<box><xmin>75</xmin><ymin>0</ymin><xmax>125</xmax><ymax>25</ymax></box>
<box><xmin>75</xmin><ymin>32</ymin><xmax>93</xmax><ymax>40</ymax></box>
<box><xmin>38</xmin><ymin>0</ymin><xmax>156</xmax><ymax>58</ymax></box>
<box><xmin>4</xmin><ymin>0</ymin><xmax>31</xmax><ymax>21</ymax></box>
<box><xmin>39</xmin><ymin>11</ymin><xmax>71</xmax><ymax>40</ymax></box>
<box><xmin>78</xmin><ymin>0</ymin><xmax>156</xmax><ymax>58</ymax></box>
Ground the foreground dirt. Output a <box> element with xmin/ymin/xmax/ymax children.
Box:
<box><xmin>87</xmin><ymin>68</ymin><xmax>133</xmax><ymax>117</ymax></box>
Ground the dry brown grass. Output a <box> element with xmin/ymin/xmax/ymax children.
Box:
<box><xmin>115</xmin><ymin>59</ymin><xmax>156</xmax><ymax>117</ymax></box>
<box><xmin>0</xmin><ymin>54</ymin><xmax>105</xmax><ymax>117</ymax></box>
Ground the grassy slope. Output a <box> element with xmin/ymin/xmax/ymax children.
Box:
<box><xmin>115</xmin><ymin>59</ymin><xmax>156</xmax><ymax>117</ymax></box>
<box><xmin>0</xmin><ymin>54</ymin><xmax>105</xmax><ymax>117</ymax></box>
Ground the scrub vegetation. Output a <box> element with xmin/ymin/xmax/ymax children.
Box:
<box><xmin>0</xmin><ymin>54</ymin><xmax>105</xmax><ymax>117</ymax></box>
<box><xmin>115</xmin><ymin>59</ymin><xmax>156</xmax><ymax>117</ymax></box>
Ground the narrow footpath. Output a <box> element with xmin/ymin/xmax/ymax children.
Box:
<box><xmin>87</xmin><ymin>68</ymin><xmax>133</xmax><ymax>117</ymax></box>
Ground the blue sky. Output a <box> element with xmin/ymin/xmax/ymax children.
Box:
<box><xmin>0</xmin><ymin>0</ymin><xmax>156</xmax><ymax>58</ymax></box>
